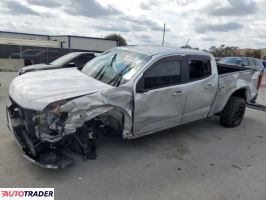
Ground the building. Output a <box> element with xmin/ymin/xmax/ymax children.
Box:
<box><xmin>0</xmin><ymin>31</ymin><xmax>118</xmax><ymax>52</ymax></box>
<box><xmin>0</xmin><ymin>31</ymin><xmax>119</xmax><ymax>68</ymax></box>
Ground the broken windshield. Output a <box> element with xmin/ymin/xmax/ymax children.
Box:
<box><xmin>82</xmin><ymin>50</ymin><xmax>151</xmax><ymax>87</ymax></box>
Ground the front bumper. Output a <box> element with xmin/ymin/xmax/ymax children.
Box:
<box><xmin>6</xmin><ymin>103</ymin><xmax>34</xmax><ymax>153</ymax></box>
<box><xmin>6</xmin><ymin>102</ymin><xmax>73</xmax><ymax>169</ymax></box>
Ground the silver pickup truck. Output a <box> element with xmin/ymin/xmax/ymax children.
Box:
<box><xmin>7</xmin><ymin>46</ymin><xmax>263</xmax><ymax>168</ymax></box>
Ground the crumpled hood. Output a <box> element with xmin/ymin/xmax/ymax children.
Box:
<box><xmin>9</xmin><ymin>68</ymin><xmax>112</xmax><ymax>110</ymax></box>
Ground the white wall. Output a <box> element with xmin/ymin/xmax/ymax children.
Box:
<box><xmin>49</xmin><ymin>36</ymin><xmax>69</xmax><ymax>48</ymax></box>
<box><xmin>70</xmin><ymin>37</ymin><xmax>117</xmax><ymax>52</ymax></box>
<box><xmin>0</xmin><ymin>32</ymin><xmax>118</xmax><ymax>52</ymax></box>
<box><xmin>49</xmin><ymin>36</ymin><xmax>118</xmax><ymax>51</ymax></box>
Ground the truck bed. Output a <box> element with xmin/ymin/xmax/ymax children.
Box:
<box><xmin>217</xmin><ymin>63</ymin><xmax>248</xmax><ymax>75</ymax></box>
<box><xmin>210</xmin><ymin>63</ymin><xmax>260</xmax><ymax>115</ymax></box>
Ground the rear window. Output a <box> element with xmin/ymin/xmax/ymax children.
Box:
<box><xmin>189</xmin><ymin>60</ymin><xmax>211</xmax><ymax>81</ymax></box>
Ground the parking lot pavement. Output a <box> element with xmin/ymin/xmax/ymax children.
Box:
<box><xmin>1</xmin><ymin>72</ymin><xmax>266</xmax><ymax>200</ymax></box>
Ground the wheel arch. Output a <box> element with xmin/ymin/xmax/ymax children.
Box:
<box><xmin>231</xmin><ymin>87</ymin><xmax>248</xmax><ymax>102</ymax></box>
<box><xmin>63</xmin><ymin>105</ymin><xmax>133</xmax><ymax>139</ymax></box>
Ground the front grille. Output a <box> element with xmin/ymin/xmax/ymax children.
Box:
<box><xmin>8</xmin><ymin>97</ymin><xmax>42</xmax><ymax>156</ymax></box>
<box><xmin>9</xmin><ymin>97</ymin><xmax>39</xmax><ymax>140</ymax></box>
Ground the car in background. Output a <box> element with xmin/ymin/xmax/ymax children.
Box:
<box><xmin>215</xmin><ymin>57</ymin><xmax>222</xmax><ymax>62</ymax></box>
<box><xmin>263</xmin><ymin>60</ymin><xmax>266</xmax><ymax>68</ymax></box>
<box><xmin>18</xmin><ymin>52</ymin><xmax>96</xmax><ymax>75</ymax></box>
<box><xmin>218</xmin><ymin>56</ymin><xmax>264</xmax><ymax>71</ymax></box>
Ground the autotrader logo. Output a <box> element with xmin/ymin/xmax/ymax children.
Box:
<box><xmin>0</xmin><ymin>188</ymin><xmax>54</xmax><ymax>200</ymax></box>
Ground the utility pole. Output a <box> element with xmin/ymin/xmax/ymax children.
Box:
<box><xmin>162</xmin><ymin>23</ymin><xmax>166</xmax><ymax>46</ymax></box>
<box><xmin>185</xmin><ymin>39</ymin><xmax>190</xmax><ymax>47</ymax></box>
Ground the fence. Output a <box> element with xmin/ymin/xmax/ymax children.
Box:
<box><xmin>0</xmin><ymin>44</ymin><xmax>98</xmax><ymax>65</ymax></box>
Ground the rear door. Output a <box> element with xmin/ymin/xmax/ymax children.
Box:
<box><xmin>133</xmin><ymin>55</ymin><xmax>187</xmax><ymax>136</ymax></box>
<box><xmin>182</xmin><ymin>55</ymin><xmax>218</xmax><ymax>124</ymax></box>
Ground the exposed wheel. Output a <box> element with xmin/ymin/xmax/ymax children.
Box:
<box><xmin>220</xmin><ymin>96</ymin><xmax>246</xmax><ymax>128</ymax></box>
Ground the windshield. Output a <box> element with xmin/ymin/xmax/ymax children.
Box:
<box><xmin>50</xmin><ymin>53</ymin><xmax>79</xmax><ymax>66</ymax></box>
<box><xmin>218</xmin><ymin>57</ymin><xmax>242</xmax><ymax>65</ymax></box>
<box><xmin>82</xmin><ymin>49</ymin><xmax>151</xmax><ymax>87</ymax></box>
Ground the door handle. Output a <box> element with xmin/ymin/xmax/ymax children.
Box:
<box><xmin>172</xmin><ymin>91</ymin><xmax>184</xmax><ymax>96</ymax></box>
<box><xmin>204</xmin><ymin>84</ymin><xmax>213</xmax><ymax>89</ymax></box>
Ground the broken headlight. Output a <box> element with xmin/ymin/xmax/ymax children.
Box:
<box><xmin>46</xmin><ymin>103</ymin><xmax>68</xmax><ymax>135</ymax></box>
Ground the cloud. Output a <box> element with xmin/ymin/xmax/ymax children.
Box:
<box><xmin>199</xmin><ymin>35</ymin><xmax>216</xmax><ymax>41</ymax></box>
<box><xmin>138</xmin><ymin>34</ymin><xmax>155</xmax><ymax>44</ymax></box>
<box><xmin>65</xmin><ymin>0</ymin><xmax>121</xmax><ymax>18</ymax></box>
<box><xmin>0</xmin><ymin>21</ymin><xmax>52</xmax><ymax>35</ymax></box>
<box><xmin>4</xmin><ymin>0</ymin><xmax>40</xmax><ymax>15</ymax></box>
<box><xmin>139</xmin><ymin>0</ymin><xmax>160</xmax><ymax>10</ymax></box>
<box><xmin>208</xmin><ymin>0</ymin><xmax>257</xmax><ymax>16</ymax></box>
<box><xmin>93</xmin><ymin>24</ymin><xmax>130</xmax><ymax>33</ymax></box>
<box><xmin>139</xmin><ymin>2</ymin><xmax>150</xmax><ymax>10</ymax></box>
<box><xmin>120</xmin><ymin>16</ymin><xmax>168</xmax><ymax>32</ymax></box>
<box><xmin>176</xmin><ymin>0</ymin><xmax>197</xmax><ymax>6</ymax></box>
<box><xmin>195</xmin><ymin>22</ymin><xmax>243</xmax><ymax>33</ymax></box>
<box><xmin>26</xmin><ymin>0</ymin><xmax>61</xmax><ymax>8</ymax></box>
<box><xmin>92</xmin><ymin>16</ymin><xmax>166</xmax><ymax>34</ymax></box>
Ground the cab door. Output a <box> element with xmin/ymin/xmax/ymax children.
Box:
<box><xmin>182</xmin><ymin>55</ymin><xmax>218</xmax><ymax>124</ymax></box>
<box><xmin>133</xmin><ymin>56</ymin><xmax>187</xmax><ymax>137</ymax></box>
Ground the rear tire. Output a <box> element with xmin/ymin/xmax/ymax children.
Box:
<box><xmin>220</xmin><ymin>96</ymin><xmax>246</xmax><ymax>128</ymax></box>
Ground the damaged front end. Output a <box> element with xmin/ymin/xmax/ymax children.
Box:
<box><xmin>6</xmin><ymin>98</ymin><xmax>99</xmax><ymax>169</ymax></box>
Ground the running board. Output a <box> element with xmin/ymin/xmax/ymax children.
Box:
<box><xmin>247</xmin><ymin>103</ymin><xmax>266</xmax><ymax>112</ymax></box>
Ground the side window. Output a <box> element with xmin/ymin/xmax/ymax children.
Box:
<box><xmin>81</xmin><ymin>54</ymin><xmax>95</xmax><ymax>66</ymax></box>
<box><xmin>143</xmin><ymin>60</ymin><xmax>181</xmax><ymax>90</ymax></box>
<box><xmin>69</xmin><ymin>54</ymin><xmax>94</xmax><ymax>67</ymax></box>
<box><xmin>189</xmin><ymin>60</ymin><xmax>211</xmax><ymax>81</ymax></box>
<box><xmin>67</xmin><ymin>55</ymin><xmax>81</xmax><ymax>67</ymax></box>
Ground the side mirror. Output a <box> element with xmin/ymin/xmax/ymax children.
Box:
<box><xmin>241</xmin><ymin>63</ymin><xmax>247</xmax><ymax>67</ymax></box>
<box><xmin>67</xmin><ymin>62</ymin><xmax>76</xmax><ymax>67</ymax></box>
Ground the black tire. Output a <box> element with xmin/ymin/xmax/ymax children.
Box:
<box><xmin>220</xmin><ymin>96</ymin><xmax>246</xmax><ymax>128</ymax></box>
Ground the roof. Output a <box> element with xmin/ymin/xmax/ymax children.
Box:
<box><xmin>114</xmin><ymin>45</ymin><xmax>211</xmax><ymax>57</ymax></box>
<box><xmin>0</xmin><ymin>31</ymin><xmax>117</xmax><ymax>42</ymax></box>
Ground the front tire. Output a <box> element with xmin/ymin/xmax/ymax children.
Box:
<box><xmin>220</xmin><ymin>96</ymin><xmax>246</xmax><ymax>128</ymax></box>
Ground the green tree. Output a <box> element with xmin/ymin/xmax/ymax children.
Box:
<box><xmin>244</xmin><ymin>49</ymin><xmax>261</xmax><ymax>58</ymax></box>
<box><xmin>104</xmin><ymin>33</ymin><xmax>127</xmax><ymax>46</ymax></box>
<box><xmin>208</xmin><ymin>45</ymin><xmax>239</xmax><ymax>57</ymax></box>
